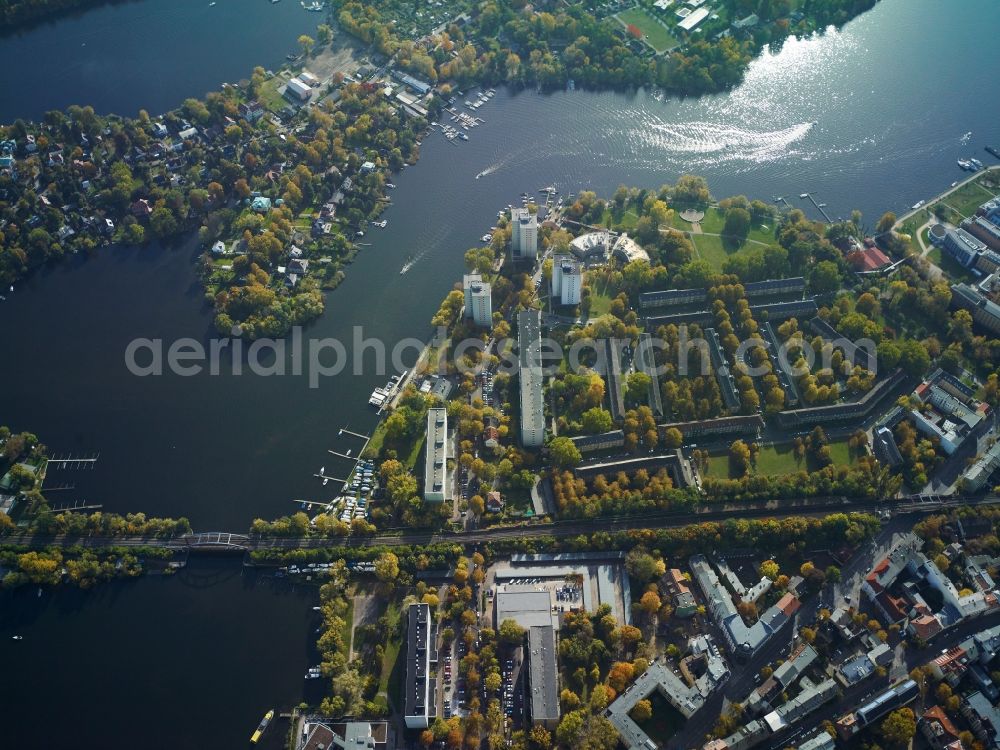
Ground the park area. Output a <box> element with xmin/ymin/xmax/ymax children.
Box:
<box><xmin>670</xmin><ymin>206</ymin><xmax>783</xmax><ymax>272</ymax></box>
<box><xmin>928</xmin><ymin>172</ymin><xmax>1000</xmax><ymax>222</ymax></box>
<box><xmin>703</xmin><ymin>439</ymin><xmax>861</xmax><ymax>480</ymax></box>
<box><xmin>615</xmin><ymin>7</ymin><xmax>679</xmax><ymax>54</ymax></box>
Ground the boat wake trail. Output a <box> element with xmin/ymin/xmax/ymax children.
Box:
<box><xmin>399</xmin><ymin>224</ymin><xmax>450</xmax><ymax>274</ymax></box>
<box><xmin>628</xmin><ymin>116</ymin><xmax>816</xmax><ymax>166</ymax></box>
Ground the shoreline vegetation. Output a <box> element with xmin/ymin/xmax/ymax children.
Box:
<box><xmin>0</xmin><ymin>0</ymin><xmax>879</xmax><ymax>338</ymax></box>
<box><xmin>334</xmin><ymin>0</ymin><xmax>877</xmax><ymax>97</ymax></box>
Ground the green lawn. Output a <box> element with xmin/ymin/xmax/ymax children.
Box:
<box><xmin>704</xmin><ymin>440</ymin><xmax>860</xmax><ymax>479</ymax></box>
<box><xmin>689</xmin><ymin>233</ymin><xmax>731</xmax><ymax>271</ymax></box>
<box><xmin>697</xmin><ymin>207</ymin><xmax>725</xmax><ymax>234</ymax></box>
<box><xmin>258</xmin><ymin>74</ymin><xmax>289</xmax><ymax>113</ymax></box>
<box><xmin>406</xmin><ymin>435</ymin><xmax>425</xmax><ymax>471</ymax></box>
<box><xmin>587</xmin><ymin>273</ymin><xmax>618</xmax><ymax>316</ymax></box>
<box><xmin>601</xmin><ymin>205</ymin><xmax>641</xmax><ymax>231</ymax></box>
<box><xmin>378</xmin><ymin>600</ymin><xmax>403</xmax><ymax>698</ymax></box>
<box><xmin>615</xmin><ymin>7</ymin><xmax>679</xmax><ymax>53</ymax></box>
<box><xmin>929</xmin><ymin>178</ymin><xmax>999</xmax><ymax>221</ymax></box>
<box><xmin>754</xmin><ymin>440</ymin><xmax>859</xmax><ymax>476</ymax></box>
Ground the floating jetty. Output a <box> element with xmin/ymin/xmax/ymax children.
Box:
<box><xmin>799</xmin><ymin>192</ymin><xmax>833</xmax><ymax>223</ymax></box>
<box><xmin>368</xmin><ymin>371</ymin><xmax>406</xmax><ymax>409</ymax></box>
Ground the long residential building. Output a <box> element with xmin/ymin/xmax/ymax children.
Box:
<box><xmin>761</xmin><ymin>321</ymin><xmax>799</xmax><ymax>407</ymax></box>
<box><xmin>575</xmin><ymin>451</ymin><xmax>695</xmax><ymax>488</ymax></box>
<box><xmin>636</xmin><ymin>333</ymin><xmax>664</xmax><ymax>417</ymax></box>
<box><xmin>527</xmin><ymin>625</ymin><xmax>560</xmax><ymax>729</ymax></box>
<box><xmin>658</xmin><ymin>415</ymin><xmax>764</xmax><ymax>441</ymax></box>
<box><xmin>750</xmin><ymin>297</ymin><xmax>818</xmax><ymax>322</ymax></box>
<box><xmin>423</xmin><ymin>407</ymin><xmax>450</xmax><ymax>503</ymax></box>
<box><xmin>404</xmin><ymin>603</ymin><xmax>435</xmax><ymax>729</ymax></box>
<box><xmin>646</xmin><ymin>309</ymin><xmax>714</xmax><ymax>328</ymax></box>
<box><xmin>639</xmin><ymin>277</ymin><xmax>804</xmax><ymax>310</ymax></box>
<box><xmin>776</xmin><ymin>368</ymin><xmax>907</xmax><ymax>428</ymax></box>
<box><xmin>603</xmin><ymin>338</ymin><xmax>626</xmax><ymax>422</ymax></box>
<box><xmin>518</xmin><ymin>309</ymin><xmax>545</xmax><ymax>447</ymax></box>
<box><xmin>706</xmin><ymin>327</ymin><xmax>741</xmax><ymax>411</ymax></box>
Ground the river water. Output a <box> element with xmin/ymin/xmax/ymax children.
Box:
<box><xmin>1</xmin><ymin>0</ymin><xmax>999</xmax><ymax>746</ymax></box>
<box><xmin>0</xmin><ymin>559</ymin><xmax>320</xmax><ymax>749</ymax></box>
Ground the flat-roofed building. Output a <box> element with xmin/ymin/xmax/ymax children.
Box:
<box><xmin>404</xmin><ymin>603</ymin><xmax>434</xmax><ymax>728</ymax></box>
<box><xmin>527</xmin><ymin>626</ymin><xmax>560</xmax><ymax>729</ymax></box>
<box><xmin>463</xmin><ymin>273</ymin><xmax>493</xmax><ymax>327</ymax></box>
<box><xmin>944</xmin><ymin>227</ymin><xmax>988</xmax><ymax>267</ymax></box>
<box><xmin>964</xmin><ymin>216</ymin><xmax>1000</xmax><ymax>251</ymax></box>
<box><xmin>285</xmin><ymin>77</ymin><xmax>313</xmax><ymax>101</ymax></box>
<box><xmin>518</xmin><ymin>309</ymin><xmax>545</xmax><ymax>447</ymax></box>
<box><xmin>678</xmin><ymin>6</ymin><xmax>709</xmax><ymax>30</ymax></box>
<box><xmin>511</xmin><ymin>207</ymin><xmax>538</xmax><ymax>259</ymax></box>
<box><xmin>423</xmin><ymin>408</ymin><xmax>450</xmax><ymax>503</ymax></box>
<box><xmin>551</xmin><ymin>257</ymin><xmax>583</xmax><ymax>306</ymax></box>
<box><xmin>952</xmin><ymin>282</ymin><xmax>1000</xmax><ymax>335</ymax></box>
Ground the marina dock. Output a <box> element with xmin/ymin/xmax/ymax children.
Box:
<box><xmin>799</xmin><ymin>192</ymin><xmax>833</xmax><ymax>222</ymax></box>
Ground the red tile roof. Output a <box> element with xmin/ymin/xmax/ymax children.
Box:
<box><xmin>776</xmin><ymin>592</ymin><xmax>800</xmax><ymax>616</ymax></box>
<box><xmin>847</xmin><ymin>244</ymin><xmax>891</xmax><ymax>272</ymax></box>
<box><xmin>911</xmin><ymin>613</ymin><xmax>943</xmax><ymax>640</ymax></box>
<box><xmin>923</xmin><ymin>705</ymin><xmax>961</xmax><ymax>741</ymax></box>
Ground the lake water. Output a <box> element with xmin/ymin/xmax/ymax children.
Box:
<box><xmin>0</xmin><ymin>0</ymin><xmax>318</xmax><ymax>121</ymax></box>
<box><xmin>1</xmin><ymin>0</ymin><xmax>999</xmax><ymax>745</ymax></box>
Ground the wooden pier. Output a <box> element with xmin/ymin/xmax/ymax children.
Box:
<box><xmin>49</xmin><ymin>500</ymin><xmax>103</xmax><ymax>513</ymax></box>
<box><xmin>800</xmin><ymin>192</ymin><xmax>833</xmax><ymax>223</ymax></box>
<box><xmin>48</xmin><ymin>453</ymin><xmax>100</xmax><ymax>470</ymax></box>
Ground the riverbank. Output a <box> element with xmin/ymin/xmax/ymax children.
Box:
<box><xmin>894</xmin><ymin>164</ymin><xmax>1000</xmax><ymax>266</ymax></box>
